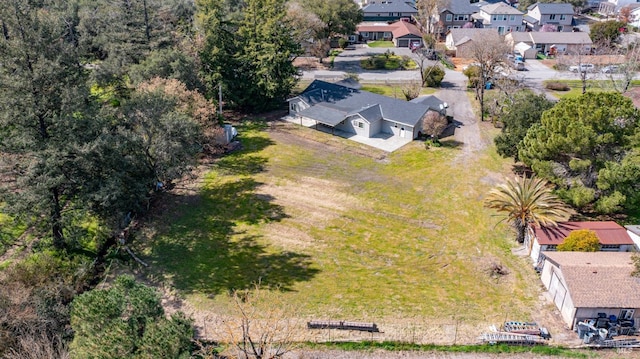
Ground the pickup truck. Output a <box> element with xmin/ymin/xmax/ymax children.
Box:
<box><xmin>569</xmin><ymin>64</ymin><xmax>594</xmax><ymax>73</ymax></box>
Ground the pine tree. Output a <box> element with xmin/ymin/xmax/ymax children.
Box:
<box><xmin>0</xmin><ymin>0</ymin><xmax>92</xmax><ymax>249</ymax></box>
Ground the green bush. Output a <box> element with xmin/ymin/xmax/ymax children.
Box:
<box><xmin>338</xmin><ymin>38</ymin><xmax>347</xmax><ymax>49</ymax></box>
<box><xmin>463</xmin><ymin>65</ymin><xmax>481</xmax><ymax>88</ymax></box>
<box><xmin>545</xmin><ymin>82</ymin><xmax>570</xmax><ymax>91</ymax></box>
<box><xmin>423</xmin><ymin>66</ymin><xmax>445</xmax><ymax>87</ymax></box>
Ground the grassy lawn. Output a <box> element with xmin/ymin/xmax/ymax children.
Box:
<box><xmin>544</xmin><ymin>79</ymin><xmax>640</xmax><ymax>99</ymax></box>
<box><xmin>138</xmin><ymin>118</ymin><xmax>548</xmax><ymax>343</ymax></box>
<box><xmin>361</xmin><ymin>85</ymin><xmax>436</xmax><ymax>98</ymax></box>
<box><xmin>367</xmin><ymin>41</ymin><xmax>395</xmax><ymax>48</ymax></box>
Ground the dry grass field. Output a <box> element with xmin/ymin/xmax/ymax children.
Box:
<box><xmin>134</xmin><ymin>119</ymin><xmax>583</xmax><ymax>348</ymax></box>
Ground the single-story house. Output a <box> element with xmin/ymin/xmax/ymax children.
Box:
<box><xmin>445</xmin><ymin>28</ymin><xmax>501</xmax><ymax>58</ymax></box>
<box><xmin>356</xmin><ymin>23</ymin><xmax>396</xmax><ymax>42</ymax></box>
<box><xmin>505</xmin><ymin>31</ymin><xmax>592</xmax><ymax>55</ymax></box>
<box><xmin>392</xmin><ymin>20</ymin><xmax>423</xmax><ymax>47</ymax></box>
<box><xmin>355</xmin><ymin>20</ymin><xmax>423</xmax><ymax>47</ymax></box>
<box><xmin>540</xmin><ymin>251</ymin><xmax>640</xmax><ymax>329</ymax></box>
<box><xmin>361</xmin><ymin>1</ymin><xmax>418</xmax><ymax>22</ymax></box>
<box><xmin>286</xmin><ymin>80</ymin><xmax>432</xmax><ymax>144</ymax></box>
<box><xmin>526</xmin><ymin>221</ymin><xmax>636</xmax><ymax>266</ymax></box>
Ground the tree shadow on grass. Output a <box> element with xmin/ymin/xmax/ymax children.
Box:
<box><xmin>148</xmin><ymin>177</ymin><xmax>319</xmax><ymax>295</ymax></box>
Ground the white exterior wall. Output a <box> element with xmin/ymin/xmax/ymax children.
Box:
<box><xmin>381</xmin><ymin>120</ymin><xmax>412</xmax><ymax>139</ymax></box>
<box><xmin>627</xmin><ymin>229</ymin><xmax>640</xmax><ymax>250</ymax></box>
<box><xmin>288</xmin><ymin>98</ymin><xmax>309</xmax><ymax>115</ymax></box>
<box><xmin>540</xmin><ymin>261</ymin><xmax>577</xmax><ymax>328</ymax></box>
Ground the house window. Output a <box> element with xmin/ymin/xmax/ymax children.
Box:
<box><xmin>620</xmin><ymin>309</ymin><xmax>635</xmax><ymax>320</ymax></box>
<box><xmin>356</xmin><ymin>121</ymin><xmax>364</xmax><ymax>128</ymax></box>
<box><xmin>291</xmin><ymin>103</ymin><xmax>299</xmax><ymax>112</ymax></box>
<box><xmin>550</xmin><ymin>14</ymin><xmax>556</xmax><ymax>20</ymax></box>
<box><xmin>384</xmin><ymin>32</ymin><xmax>392</xmax><ymax>38</ymax></box>
<box><xmin>497</xmin><ymin>26</ymin><xmax>505</xmax><ymax>34</ymax></box>
<box><xmin>502</xmin><ymin>15</ymin><xmax>508</xmax><ymax>21</ymax></box>
<box><xmin>492</xmin><ymin>15</ymin><xmax>497</xmax><ymax>21</ymax></box>
<box><xmin>361</xmin><ymin>31</ymin><xmax>369</xmax><ymax>38</ymax></box>
<box><xmin>510</xmin><ymin>15</ymin><xmax>515</xmax><ymax>21</ymax></box>
<box><xmin>446</xmin><ymin>14</ymin><xmax>453</xmax><ymax>21</ymax></box>
<box><xmin>546</xmin><ymin>244</ymin><xmax>557</xmax><ymax>251</ymax></box>
<box><xmin>454</xmin><ymin>14</ymin><xmax>468</xmax><ymax>21</ymax></box>
<box><xmin>560</xmin><ymin>14</ymin><xmax>566</xmax><ymax>20</ymax></box>
<box><xmin>557</xmin><ymin>25</ymin><xmax>563</xmax><ymax>31</ymax></box>
<box><xmin>601</xmin><ymin>244</ymin><xmax>620</xmax><ymax>250</ymax></box>
<box><xmin>349</xmin><ymin>35</ymin><xmax>357</xmax><ymax>42</ymax></box>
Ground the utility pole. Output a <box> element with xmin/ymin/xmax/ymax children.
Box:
<box><xmin>218</xmin><ymin>84</ymin><xmax>223</xmax><ymax>115</ymax></box>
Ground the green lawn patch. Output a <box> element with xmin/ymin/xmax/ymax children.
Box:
<box><xmin>308</xmin><ymin>341</ymin><xmax>589</xmax><ymax>357</ymax></box>
<box><xmin>361</xmin><ymin>85</ymin><xmax>436</xmax><ymax>98</ymax></box>
<box><xmin>361</xmin><ymin>52</ymin><xmax>417</xmax><ymax>70</ymax></box>
<box><xmin>367</xmin><ymin>41</ymin><xmax>395</xmax><ymax>48</ymax></box>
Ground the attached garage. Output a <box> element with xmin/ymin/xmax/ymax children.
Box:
<box><xmin>397</xmin><ymin>39</ymin><xmax>410</xmax><ymax>47</ymax></box>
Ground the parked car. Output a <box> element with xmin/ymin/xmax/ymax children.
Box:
<box><xmin>512</xmin><ymin>60</ymin><xmax>525</xmax><ymax>71</ymax></box>
<box><xmin>601</xmin><ymin>65</ymin><xmax>619</xmax><ymax>73</ymax></box>
<box><xmin>569</xmin><ymin>63</ymin><xmax>595</xmax><ymax>73</ymax></box>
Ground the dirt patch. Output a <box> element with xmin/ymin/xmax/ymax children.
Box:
<box><xmin>451</xmin><ymin>57</ymin><xmax>477</xmax><ymax>71</ymax></box>
<box><xmin>294</xmin><ymin>56</ymin><xmax>329</xmax><ymax>71</ymax></box>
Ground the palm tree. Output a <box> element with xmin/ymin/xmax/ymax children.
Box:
<box><xmin>484</xmin><ymin>176</ymin><xmax>573</xmax><ymax>251</ymax></box>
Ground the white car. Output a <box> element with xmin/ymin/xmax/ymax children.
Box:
<box><xmin>569</xmin><ymin>64</ymin><xmax>594</xmax><ymax>73</ymax></box>
<box><xmin>601</xmin><ymin>65</ymin><xmax>619</xmax><ymax>73</ymax></box>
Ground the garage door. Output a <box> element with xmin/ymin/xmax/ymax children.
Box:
<box><xmin>398</xmin><ymin>39</ymin><xmax>409</xmax><ymax>47</ymax></box>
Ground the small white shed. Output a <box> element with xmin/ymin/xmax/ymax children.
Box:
<box><xmin>514</xmin><ymin>42</ymin><xmax>537</xmax><ymax>60</ymax></box>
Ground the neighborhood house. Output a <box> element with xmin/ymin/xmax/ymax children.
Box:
<box><xmin>526</xmin><ymin>221</ymin><xmax>636</xmax><ymax>266</ymax></box>
<box><xmin>540</xmin><ymin>252</ymin><xmax>640</xmax><ymax>330</ymax></box>
<box><xmin>355</xmin><ymin>20</ymin><xmax>424</xmax><ymax>47</ymax></box>
<box><xmin>286</xmin><ymin>80</ymin><xmax>441</xmax><ymax>146</ymax></box>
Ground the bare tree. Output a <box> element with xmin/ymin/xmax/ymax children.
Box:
<box><xmin>308</xmin><ymin>38</ymin><xmax>331</xmax><ymax>64</ymax></box>
<box><xmin>422</xmin><ymin>110</ymin><xmax>449</xmax><ymax>141</ymax></box>
<box><xmin>285</xmin><ymin>1</ymin><xmax>325</xmax><ymax>48</ymax></box>
<box><xmin>468</xmin><ymin>35</ymin><xmax>509</xmax><ymax>122</ymax></box>
<box><xmin>416</xmin><ymin>0</ymin><xmax>446</xmax><ymax>35</ymax></box>
<box><xmin>562</xmin><ymin>43</ymin><xmax>596</xmax><ymax>94</ymax></box>
<box><xmin>598</xmin><ymin>41</ymin><xmax>640</xmax><ymax>93</ymax></box>
<box><xmin>402</xmin><ymin>80</ymin><xmax>422</xmax><ymax>100</ymax></box>
<box><xmin>216</xmin><ymin>285</ymin><xmax>304</xmax><ymax>359</ymax></box>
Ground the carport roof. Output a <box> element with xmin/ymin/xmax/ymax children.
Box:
<box><xmin>295</xmin><ymin>80</ymin><xmax>430</xmax><ymax>128</ymax></box>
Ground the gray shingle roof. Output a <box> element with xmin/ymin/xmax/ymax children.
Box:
<box><xmin>544</xmin><ymin>252</ymin><xmax>640</xmax><ymax>308</ymax></box>
<box><xmin>448</xmin><ymin>28</ymin><xmax>500</xmax><ymax>45</ymax></box>
<box><xmin>296</xmin><ymin>80</ymin><xmax>430</xmax><ymax>127</ymax></box>
<box><xmin>362</xmin><ymin>2</ymin><xmax>418</xmax><ymax>13</ymax></box>
<box><xmin>529</xmin><ymin>3</ymin><xmax>575</xmax><ymax>14</ymax></box>
<box><xmin>441</xmin><ymin>0</ymin><xmax>478</xmax><ymax>14</ymax></box>
<box><xmin>481</xmin><ymin>2</ymin><xmax>524</xmax><ymax>14</ymax></box>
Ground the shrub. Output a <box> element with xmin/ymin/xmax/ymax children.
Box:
<box><xmin>338</xmin><ymin>37</ymin><xmax>347</xmax><ymax>49</ymax></box>
<box><xmin>463</xmin><ymin>65</ymin><xmax>481</xmax><ymax>88</ymax></box>
<box><xmin>557</xmin><ymin>229</ymin><xmax>600</xmax><ymax>252</ymax></box>
<box><xmin>423</xmin><ymin>65</ymin><xmax>445</xmax><ymax>87</ymax></box>
<box><xmin>545</xmin><ymin>82</ymin><xmax>570</xmax><ymax>91</ymax></box>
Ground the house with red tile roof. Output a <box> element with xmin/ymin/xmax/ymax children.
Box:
<box><xmin>540</xmin><ymin>252</ymin><xmax>640</xmax><ymax>329</ymax></box>
<box><xmin>526</xmin><ymin>221</ymin><xmax>636</xmax><ymax>266</ymax></box>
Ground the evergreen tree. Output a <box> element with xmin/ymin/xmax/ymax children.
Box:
<box><xmin>519</xmin><ymin>92</ymin><xmax>640</xmax><ymax>213</ymax></box>
<box><xmin>0</xmin><ymin>0</ymin><xmax>91</xmax><ymax>249</ymax></box>
<box><xmin>494</xmin><ymin>90</ymin><xmax>554</xmax><ymax>161</ymax></box>
<box><xmin>199</xmin><ymin>0</ymin><xmax>301</xmax><ymax>112</ymax></box>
